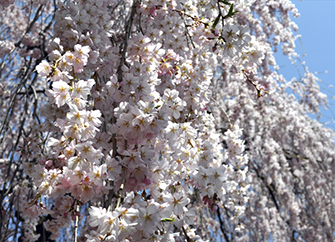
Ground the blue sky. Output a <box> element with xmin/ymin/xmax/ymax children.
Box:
<box><xmin>274</xmin><ymin>0</ymin><xmax>335</xmax><ymax>129</ymax></box>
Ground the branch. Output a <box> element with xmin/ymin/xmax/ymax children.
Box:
<box><xmin>211</xmin><ymin>97</ymin><xmax>233</xmax><ymax>129</ymax></box>
<box><xmin>17</xmin><ymin>89</ymin><xmax>45</xmax><ymax>95</ymax></box>
<box><xmin>181</xmin><ymin>225</ymin><xmax>192</xmax><ymax>242</ymax></box>
<box><xmin>115</xmin><ymin>166</ymin><xmax>126</xmax><ymax>209</ymax></box>
<box><xmin>24</xmin><ymin>4</ymin><xmax>44</xmax><ymax>36</ymax></box>
<box><xmin>252</xmin><ymin>163</ymin><xmax>280</xmax><ymax>212</ymax></box>
<box><xmin>179</xmin><ymin>12</ymin><xmax>195</xmax><ymax>49</ymax></box>
<box><xmin>217</xmin><ymin>207</ymin><xmax>231</xmax><ymax>242</ymax></box>
<box><xmin>117</xmin><ymin>0</ymin><xmax>139</xmax><ymax>83</ymax></box>
<box><xmin>242</xmin><ymin>69</ymin><xmax>268</xmax><ymax>98</ymax></box>
<box><xmin>0</xmin><ymin>4</ymin><xmax>44</xmax><ymax>77</ymax></box>
<box><xmin>107</xmin><ymin>102</ymin><xmax>118</xmax><ymax>212</ymax></box>
<box><xmin>74</xmin><ymin>205</ymin><xmax>79</xmax><ymax>242</ymax></box>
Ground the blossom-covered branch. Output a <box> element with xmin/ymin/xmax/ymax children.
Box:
<box><xmin>0</xmin><ymin>0</ymin><xmax>334</xmax><ymax>241</ymax></box>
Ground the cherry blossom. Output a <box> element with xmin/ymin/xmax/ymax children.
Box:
<box><xmin>1</xmin><ymin>0</ymin><xmax>335</xmax><ymax>241</ymax></box>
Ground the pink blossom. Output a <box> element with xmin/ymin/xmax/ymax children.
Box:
<box><xmin>36</xmin><ymin>60</ymin><xmax>52</xmax><ymax>77</ymax></box>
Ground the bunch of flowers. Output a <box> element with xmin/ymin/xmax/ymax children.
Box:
<box><xmin>1</xmin><ymin>0</ymin><xmax>335</xmax><ymax>241</ymax></box>
<box><xmin>25</xmin><ymin>0</ymin><xmax>252</xmax><ymax>240</ymax></box>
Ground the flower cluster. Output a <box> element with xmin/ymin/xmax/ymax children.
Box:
<box><xmin>0</xmin><ymin>0</ymin><xmax>14</xmax><ymax>10</ymax></box>
<box><xmin>27</xmin><ymin>0</ymin><xmax>252</xmax><ymax>240</ymax></box>
<box><xmin>2</xmin><ymin>0</ymin><xmax>334</xmax><ymax>241</ymax></box>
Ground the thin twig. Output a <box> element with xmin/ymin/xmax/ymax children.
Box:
<box><xmin>0</xmin><ymin>4</ymin><xmax>44</xmax><ymax>76</ymax></box>
<box><xmin>115</xmin><ymin>167</ymin><xmax>126</xmax><ymax>209</ymax></box>
<box><xmin>242</xmin><ymin>69</ymin><xmax>268</xmax><ymax>98</ymax></box>
<box><xmin>107</xmin><ymin>103</ymin><xmax>118</xmax><ymax>212</ymax></box>
<box><xmin>106</xmin><ymin>180</ymin><xmax>115</xmax><ymax>212</ymax></box>
<box><xmin>173</xmin><ymin>9</ymin><xmax>209</xmax><ymax>28</ymax></box>
<box><xmin>74</xmin><ymin>205</ymin><xmax>79</xmax><ymax>242</ymax></box>
<box><xmin>181</xmin><ymin>226</ymin><xmax>192</xmax><ymax>242</ymax></box>
<box><xmin>217</xmin><ymin>0</ymin><xmax>225</xmax><ymax>28</ymax></box>
<box><xmin>211</xmin><ymin>97</ymin><xmax>233</xmax><ymax>129</ymax></box>
<box><xmin>117</xmin><ymin>0</ymin><xmax>139</xmax><ymax>83</ymax></box>
<box><xmin>179</xmin><ymin>12</ymin><xmax>195</xmax><ymax>49</ymax></box>
<box><xmin>217</xmin><ymin>207</ymin><xmax>231</xmax><ymax>242</ymax></box>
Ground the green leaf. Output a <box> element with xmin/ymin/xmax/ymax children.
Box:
<box><xmin>212</xmin><ymin>14</ymin><xmax>221</xmax><ymax>29</ymax></box>
<box><xmin>219</xmin><ymin>0</ymin><xmax>231</xmax><ymax>5</ymax></box>
<box><xmin>161</xmin><ymin>218</ymin><xmax>176</xmax><ymax>222</ymax></box>
<box><xmin>223</xmin><ymin>4</ymin><xmax>238</xmax><ymax>19</ymax></box>
<box><xmin>228</xmin><ymin>4</ymin><xmax>234</xmax><ymax>16</ymax></box>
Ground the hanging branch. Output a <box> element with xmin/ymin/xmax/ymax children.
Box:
<box><xmin>242</xmin><ymin>69</ymin><xmax>268</xmax><ymax>98</ymax></box>
<box><xmin>181</xmin><ymin>225</ymin><xmax>192</xmax><ymax>242</ymax></box>
<box><xmin>211</xmin><ymin>97</ymin><xmax>233</xmax><ymax>129</ymax></box>
<box><xmin>217</xmin><ymin>207</ymin><xmax>231</xmax><ymax>242</ymax></box>
<box><xmin>74</xmin><ymin>205</ymin><xmax>79</xmax><ymax>242</ymax></box>
<box><xmin>115</xmin><ymin>166</ymin><xmax>126</xmax><ymax>209</ymax></box>
<box><xmin>117</xmin><ymin>0</ymin><xmax>139</xmax><ymax>83</ymax></box>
